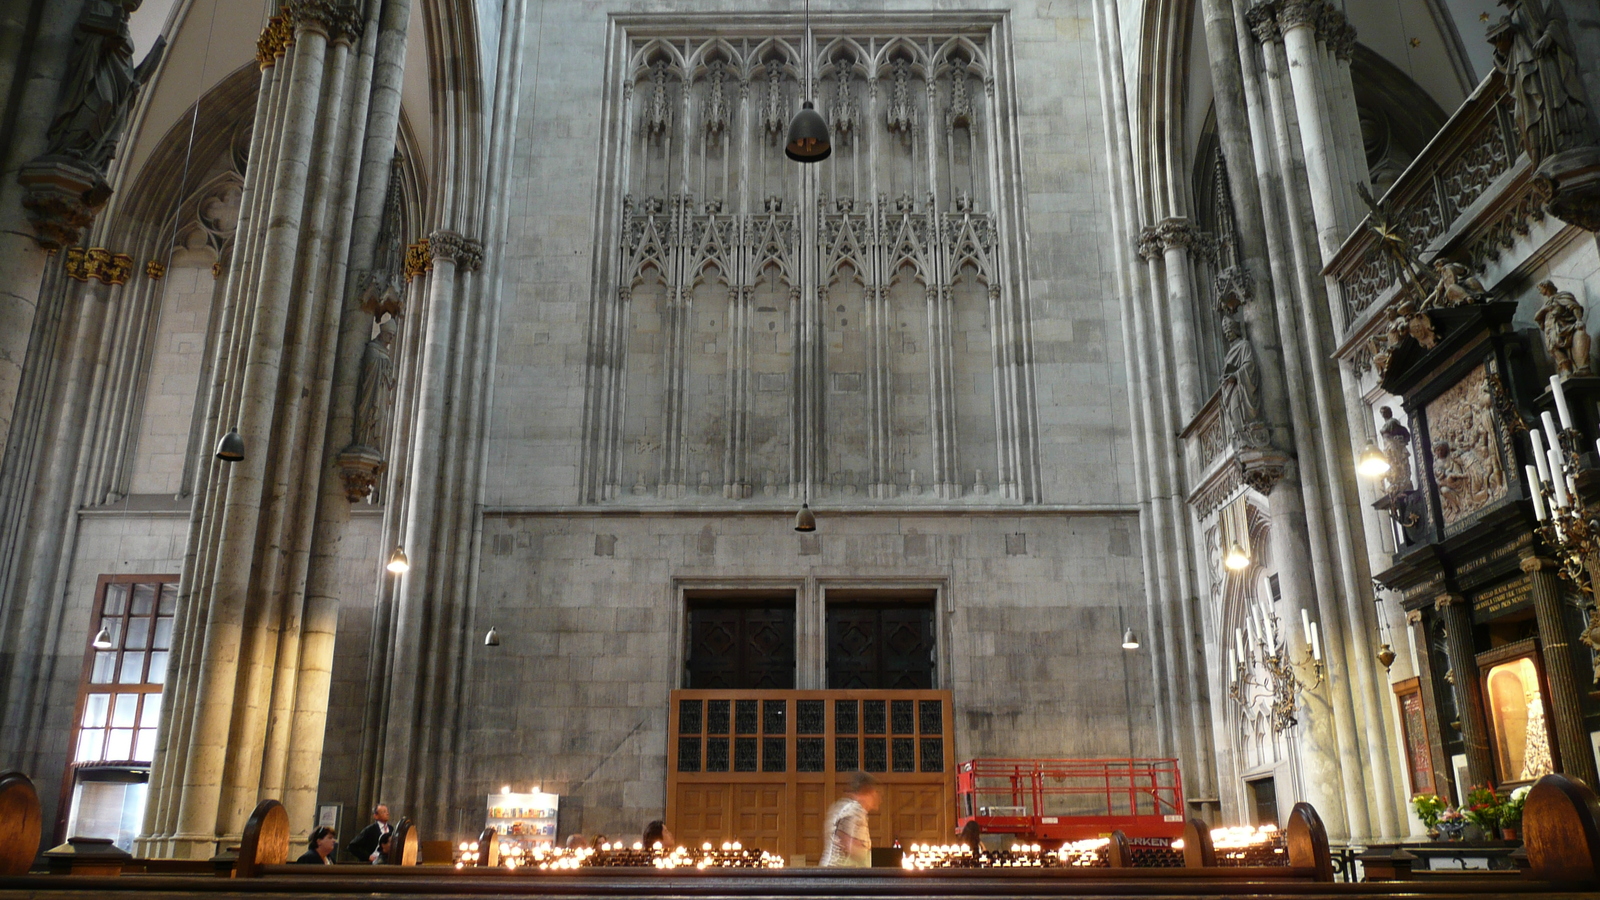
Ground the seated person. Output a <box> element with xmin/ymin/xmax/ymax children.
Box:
<box><xmin>372</xmin><ymin>831</ymin><xmax>393</xmax><ymax>864</ymax></box>
<box><xmin>296</xmin><ymin>826</ymin><xmax>338</xmax><ymax>865</ymax></box>
<box><xmin>642</xmin><ymin>820</ymin><xmax>674</xmax><ymax>849</ymax></box>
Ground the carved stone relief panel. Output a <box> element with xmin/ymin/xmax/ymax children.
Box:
<box><xmin>1425</xmin><ymin>363</ymin><xmax>1509</xmax><ymax>531</ymax></box>
<box><xmin>581</xmin><ymin>21</ymin><xmax>1036</xmax><ymax>505</ymax></box>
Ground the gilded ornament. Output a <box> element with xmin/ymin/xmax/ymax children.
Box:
<box><xmin>145</xmin><ymin>259</ymin><xmax>166</xmax><ymax>280</ymax></box>
<box><xmin>403</xmin><ymin>239</ymin><xmax>432</xmax><ymax>281</ymax></box>
<box><xmin>257</xmin><ymin>8</ymin><xmax>295</xmax><ymax>69</ymax></box>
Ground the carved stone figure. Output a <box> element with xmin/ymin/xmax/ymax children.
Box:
<box><xmin>1432</xmin><ymin>441</ymin><xmax>1470</xmax><ymax>522</ymax></box>
<box><xmin>646</xmin><ymin>59</ymin><xmax>673</xmax><ymax>142</ymax></box>
<box><xmin>1534</xmin><ymin>279</ymin><xmax>1592</xmax><ymax>376</ymax></box>
<box><xmin>1378</xmin><ymin>406</ymin><xmax>1413</xmax><ymax>494</ymax></box>
<box><xmin>1426</xmin><ymin>260</ymin><xmax>1489</xmax><ymax>308</ymax></box>
<box><xmin>703</xmin><ymin>59</ymin><xmax>729</xmax><ymax>143</ymax></box>
<box><xmin>1489</xmin><ymin>0</ymin><xmax>1594</xmax><ymax>168</ymax></box>
<box><xmin>351</xmin><ymin>318</ymin><xmax>399</xmax><ymax>451</ymax></box>
<box><xmin>886</xmin><ymin>57</ymin><xmax>917</xmax><ymax>140</ymax></box>
<box><xmin>47</xmin><ymin>1</ymin><xmax>165</xmax><ymax>169</ymax></box>
<box><xmin>1219</xmin><ymin>314</ymin><xmax>1266</xmax><ymax>448</ymax></box>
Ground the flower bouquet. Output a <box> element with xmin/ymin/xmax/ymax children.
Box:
<box><xmin>1436</xmin><ymin>807</ymin><xmax>1467</xmax><ymax>841</ymax></box>
<box><xmin>1411</xmin><ymin>793</ymin><xmax>1448</xmax><ymax>834</ymax></box>
<box><xmin>1462</xmin><ymin>784</ymin><xmax>1503</xmax><ymax>838</ymax></box>
<box><xmin>1500</xmin><ymin>785</ymin><xmax>1529</xmax><ymax>840</ymax></box>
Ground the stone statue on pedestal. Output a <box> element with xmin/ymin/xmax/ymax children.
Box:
<box><xmin>19</xmin><ymin>0</ymin><xmax>164</xmax><ymax>249</ymax></box>
<box><xmin>1219</xmin><ymin>314</ymin><xmax>1267</xmax><ymax>449</ymax></box>
<box><xmin>1378</xmin><ymin>406</ymin><xmax>1413</xmax><ymax>494</ymax></box>
<box><xmin>1534</xmin><ymin>279</ymin><xmax>1592</xmax><ymax>376</ymax></box>
<box><xmin>352</xmin><ymin>319</ymin><xmax>398</xmax><ymax>451</ymax></box>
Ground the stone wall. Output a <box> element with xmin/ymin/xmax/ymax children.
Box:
<box><xmin>454</xmin><ymin>510</ymin><xmax>1153</xmax><ymax>840</ymax></box>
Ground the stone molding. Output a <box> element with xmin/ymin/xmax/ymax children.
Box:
<box><xmin>1245</xmin><ymin>3</ymin><xmax>1281</xmax><ymax>44</ymax></box>
<box><xmin>1238</xmin><ymin>448</ymin><xmax>1291</xmax><ymax>495</ymax></box>
<box><xmin>64</xmin><ymin>247</ymin><xmax>134</xmax><ymax>286</ymax></box>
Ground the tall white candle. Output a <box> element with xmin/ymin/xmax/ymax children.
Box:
<box><xmin>1551</xmin><ymin>374</ymin><xmax>1574</xmax><ymax>430</ymax></box>
<box><xmin>1531</xmin><ymin>429</ymin><xmax>1551</xmax><ymax>483</ymax></box>
<box><xmin>1526</xmin><ymin>465</ymin><xmax>1549</xmax><ymax>521</ymax></box>
<box><xmin>1550</xmin><ymin>448</ymin><xmax>1570</xmax><ymax>507</ymax></box>
<box><xmin>1310</xmin><ymin>623</ymin><xmax>1322</xmax><ymax>661</ymax></box>
<box><xmin>1300</xmin><ymin>608</ymin><xmax>1312</xmax><ymax>644</ymax></box>
<box><xmin>1235</xmin><ymin>628</ymin><xmax>1246</xmax><ymax>662</ymax></box>
<box><xmin>1246</xmin><ymin>616</ymin><xmax>1258</xmax><ymax>646</ymax></box>
<box><xmin>1543</xmin><ymin>411</ymin><xmax>1562</xmax><ymax>456</ymax></box>
<box><xmin>1227</xmin><ymin>647</ymin><xmax>1236</xmax><ymax>674</ymax></box>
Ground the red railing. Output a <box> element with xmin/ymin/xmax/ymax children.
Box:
<box><xmin>956</xmin><ymin>758</ymin><xmax>1185</xmax><ymax>841</ymax></box>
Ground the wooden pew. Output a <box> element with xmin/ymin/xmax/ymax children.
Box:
<box><xmin>1524</xmin><ymin>772</ymin><xmax>1600</xmax><ymax>884</ymax></box>
<box><xmin>235</xmin><ymin>799</ymin><xmax>288</xmax><ymax>877</ymax></box>
<box><xmin>1181</xmin><ymin>817</ymin><xmax>1216</xmax><ymax>869</ymax></box>
<box><xmin>386</xmin><ymin>816</ymin><xmax>418</xmax><ymax>866</ymax></box>
<box><xmin>477</xmin><ymin>827</ymin><xmax>498</xmax><ymax>867</ymax></box>
<box><xmin>0</xmin><ymin>772</ymin><xmax>40</xmax><ymax>877</ymax></box>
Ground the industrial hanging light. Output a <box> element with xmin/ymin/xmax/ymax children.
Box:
<box><xmin>1121</xmin><ymin>629</ymin><xmax>1140</xmax><ymax>650</ymax></box>
<box><xmin>794</xmin><ymin>502</ymin><xmax>816</xmax><ymax>533</ymax></box>
<box><xmin>215</xmin><ymin>427</ymin><xmax>245</xmax><ymax>462</ymax></box>
<box><xmin>1356</xmin><ymin>443</ymin><xmax>1390</xmax><ymax>478</ymax></box>
<box><xmin>91</xmin><ymin>626</ymin><xmax>114</xmax><ymax>650</ymax></box>
<box><xmin>386</xmin><ymin>546</ymin><xmax>410</xmax><ymax>574</ymax></box>
<box><xmin>484</xmin><ymin>626</ymin><xmax>500</xmax><ymax>647</ymax></box>
<box><xmin>784</xmin><ymin>0</ymin><xmax>831</xmax><ymax>162</ymax></box>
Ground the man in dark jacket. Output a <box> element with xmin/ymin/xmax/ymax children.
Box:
<box><xmin>347</xmin><ymin>805</ymin><xmax>391</xmax><ymax>863</ymax></box>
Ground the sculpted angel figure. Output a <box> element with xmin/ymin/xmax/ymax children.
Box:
<box><xmin>1426</xmin><ymin>260</ymin><xmax>1489</xmax><ymax>309</ymax></box>
<box><xmin>1534</xmin><ymin>279</ymin><xmax>1592</xmax><ymax>376</ymax></box>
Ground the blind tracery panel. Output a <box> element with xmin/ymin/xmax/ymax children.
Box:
<box><xmin>582</xmin><ymin>21</ymin><xmax>1039</xmax><ymax>505</ymax></box>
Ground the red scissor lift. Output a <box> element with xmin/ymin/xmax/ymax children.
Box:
<box><xmin>956</xmin><ymin>758</ymin><xmax>1186</xmax><ymax>843</ymax></box>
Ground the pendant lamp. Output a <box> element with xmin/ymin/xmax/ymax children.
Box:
<box><xmin>794</xmin><ymin>502</ymin><xmax>816</xmax><ymax>533</ymax></box>
<box><xmin>1121</xmin><ymin>629</ymin><xmax>1140</xmax><ymax>650</ymax></box>
<box><xmin>484</xmin><ymin>626</ymin><xmax>501</xmax><ymax>647</ymax></box>
<box><xmin>215</xmin><ymin>427</ymin><xmax>245</xmax><ymax>462</ymax></box>
<box><xmin>92</xmin><ymin>626</ymin><xmax>115</xmax><ymax>650</ymax></box>
<box><xmin>785</xmin><ymin>0</ymin><xmax>830</xmax><ymax>162</ymax></box>
<box><xmin>1356</xmin><ymin>443</ymin><xmax>1390</xmax><ymax>478</ymax></box>
<box><xmin>386</xmin><ymin>546</ymin><xmax>410</xmax><ymax>574</ymax></box>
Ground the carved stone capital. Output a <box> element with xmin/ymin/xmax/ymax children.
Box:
<box><xmin>1314</xmin><ymin>3</ymin><xmax>1351</xmax><ymax>47</ymax></box>
<box><xmin>1406</xmin><ymin>609</ymin><xmax>1423</xmax><ymax>625</ymax></box>
<box><xmin>1245</xmin><ymin>2</ymin><xmax>1282</xmax><ymax>44</ymax></box>
<box><xmin>1332</xmin><ymin>22</ymin><xmax>1358</xmax><ymax>60</ymax></box>
<box><xmin>1433</xmin><ymin>592</ymin><xmax>1466</xmax><ymax>611</ymax></box>
<box><xmin>1155</xmin><ymin>217</ymin><xmax>1200</xmax><ymax>252</ymax></box>
<box><xmin>256</xmin><ymin>8</ymin><xmax>296</xmax><ymax>68</ymax></box>
<box><xmin>145</xmin><ymin>259</ymin><xmax>166</xmax><ymax>281</ymax></box>
<box><xmin>288</xmin><ymin>0</ymin><xmax>340</xmax><ymax>36</ymax></box>
<box><xmin>403</xmin><ymin>239</ymin><xmax>431</xmax><ymax>281</ymax></box>
<box><xmin>17</xmin><ymin>156</ymin><xmax>112</xmax><ymax>250</ymax></box>
<box><xmin>1277</xmin><ymin>0</ymin><xmax>1321</xmax><ymax>31</ymax></box>
<box><xmin>1136</xmin><ymin>226</ymin><xmax>1162</xmax><ymax>261</ymax></box>
<box><xmin>64</xmin><ymin>247</ymin><xmax>134</xmax><ymax>285</ymax></box>
<box><xmin>427</xmin><ymin>230</ymin><xmax>484</xmax><ymax>272</ymax></box>
<box><xmin>1237</xmin><ymin>448</ymin><xmax>1290</xmax><ymax>495</ymax></box>
<box><xmin>334</xmin><ymin>444</ymin><xmax>386</xmax><ymax>502</ymax></box>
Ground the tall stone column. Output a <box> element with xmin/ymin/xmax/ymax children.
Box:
<box><xmin>1155</xmin><ymin>218</ymin><xmax>1206</xmax><ymax>421</ymax></box>
<box><xmin>1520</xmin><ymin>553</ymin><xmax>1600</xmax><ymax>787</ymax></box>
<box><xmin>1434</xmin><ymin>593</ymin><xmax>1494</xmax><ymax>786</ymax></box>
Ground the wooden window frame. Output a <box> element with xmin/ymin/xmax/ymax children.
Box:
<box><xmin>58</xmin><ymin>575</ymin><xmax>179</xmax><ymax>841</ymax></box>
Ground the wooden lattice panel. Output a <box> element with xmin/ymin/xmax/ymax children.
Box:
<box><xmin>668</xmin><ymin>690</ymin><xmax>955</xmax><ymax>862</ymax></box>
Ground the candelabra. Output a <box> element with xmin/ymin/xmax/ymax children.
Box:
<box><xmin>1522</xmin><ymin>375</ymin><xmax>1600</xmax><ymax>595</ymax></box>
<box><xmin>1227</xmin><ymin>606</ymin><xmax>1325</xmax><ymax>734</ymax></box>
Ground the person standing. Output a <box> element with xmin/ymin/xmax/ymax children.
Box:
<box><xmin>347</xmin><ymin>804</ymin><xmax>392</xmax><ymax>863</ymax></box>
<box><xmin>820</xmin><ymin>772</ymin><xmax>879</xmax><ymax>867</ymax></box>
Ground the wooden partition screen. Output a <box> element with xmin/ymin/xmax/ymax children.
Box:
<box><xmin>668</xmin><ymin>690</ymin><xmax>955</xmax><ymax>864</ymax></box>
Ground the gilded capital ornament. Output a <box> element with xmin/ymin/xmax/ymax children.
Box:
<box><xmin>403</xmin><ymin>239</ymin><xmax>432</xmax><ymax>281</ymax></box>
<box><xmin>64</xmin><ymin>246</ymin><xmax>134</xmax><ymax>285</ymax></box>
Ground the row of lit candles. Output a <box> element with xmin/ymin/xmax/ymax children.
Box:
<box><xmin>1227</xmin><ymin>607</ymin><xmax>1322</xmax><ymax>676</ymax></box>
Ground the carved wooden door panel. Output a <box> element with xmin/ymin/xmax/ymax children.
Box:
<box><xmin>827</xmin><ymin>604</ymin><xmax>934</xmax><ymax>689</ymax></box>
<box><xmin>685</xmin><ymin>605</ymin><xmax>795</xmax><ymax>689</ymax></box>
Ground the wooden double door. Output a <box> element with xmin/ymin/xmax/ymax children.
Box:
<box><xmin>668</xmin><ymin>690</ymin><xmax>955</xmax><ymax>863</ymax></box>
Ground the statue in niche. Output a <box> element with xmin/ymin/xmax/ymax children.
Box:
<box><xmin>831</xmin><ymin>62</ymin><xmax>856</xmax><ymax>146</ymax></box>
<box><xmin>703</xmin><ymin>59</ymin><xmax>729</xmax><ymax>143</ymax></box>
<box><xmin>1534</xmin><ymin>279</ymin><xmax>1592</xmax><ymax>376</ymax></box>
<box><xmin>47</xmin><ymin>0</ymin><xmax>165</xmax><ymax>170</ymax></box>
<box><xmin>352</xmin><ymin>318</ymin><xmax>399</xmax><ymax>451</ymax></box>
<box><xmin>1426</xmin><ymin>260</ymin><xmax>1490</xmax><ymax>309</ymax></box>
<box><xmin>886</xmin><ymin>57</ymin><xmax>917</xmax><ymax>140</ymax></box>
<box><xmin>1489</xmin><ymin>0</ymin><xmax>1594</xmax><ymax>168</ymax></box>
<box><xmin>1218</xmin><ymin>314</ymin><xmax>1266</xmax><ymax>448</ymax></box>
<box><xmin>763</xmin><ymin>64</ymin><xmax>786</xmax><ymax>144</ymax></box>
<box><xmin>1378</xmin><ymin>406</ymin><xmax>1413</xmax><ymax>494</ymax></box>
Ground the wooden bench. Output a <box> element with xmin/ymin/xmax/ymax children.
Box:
<box><xmin>0</xmin><ymin>772</ymin><xmax>40</xmax><ymax>877</ymax></box>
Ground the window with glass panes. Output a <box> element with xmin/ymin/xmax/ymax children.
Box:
<box><xmin>73</xmin><ymin>577</ymin><xmax>177</xmax><ymax>764</ymax></box>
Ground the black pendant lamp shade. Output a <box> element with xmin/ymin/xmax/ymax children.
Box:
<box><xmin>215</xmin><ymin>427</ymin><xmax>245</xmax><ymax>462</ymax></box>
<box><xmin>794</xmin><ymin>502</ymin><xmax>817</xmax><ymax>532</ymax></box>
<box><xmin>785</xmin><ymin>101</ymin><xmax>831</xmax><ymax>162</ymax></box>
